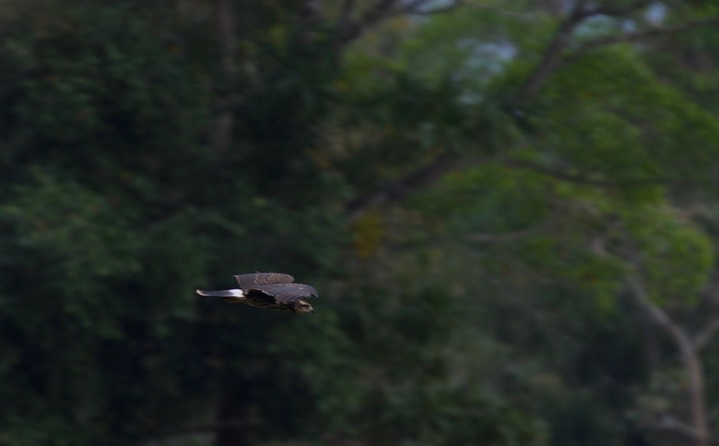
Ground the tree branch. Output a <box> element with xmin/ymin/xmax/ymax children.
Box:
<box><xmin>335</xmin><ymin>0</ymin><xmax>398</xmax><ymax>47</ymax></box>
<box><xmin>567</xmin><ymin>15</ymin><xmax>719</xmax><ymax>62</ymax></box>
<box><xmin>503</xmin><ymin>158</ymin><xmax>666</xmax><ymax>186</ymax></box>
<box><xmin>346</xmin><ymin>152</ymin><xmax>456</xmax><ymax>221</ymax></box>
<box><xmin>334</xmin><ymin>0</ymin><xmax>464</xmax><ymax>47</ymax></box>
<box><xmin>585</xmin><ymin>0</ymin><xmax>653</xmax><ymax>18</ymax></box>
<box><xmin>692</xmin><ymin>318</ymin><xmax>719</xmax><ymax>352</ymax></box>
<box><xmin>404</xmin><ymin>0</ymin><xmax>464</xmax><ymax>15</ymax></box>
<box><xmin>518</xmin><ymin>0</ymin><xmax>592</xmax><ymax>99</ymax></box>
<box><xmin>519</xmin><ymin>1</ymin><xmax>719</xmax><ymax>99</ymax></box>
<box><xmin>652</xmin><ymin>414</ymin><xmax>698</xmax><ymax>439</ymax></box>
<box><xmin>627</xmin><ymin>275</ymin><xmax>689</xmax><ymax>353</ymax></box>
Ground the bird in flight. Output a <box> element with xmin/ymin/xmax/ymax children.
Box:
<box><xmin>196</xmin><ymin>272</ymin><xmax>318</xmax><ymax>313</ymax></box>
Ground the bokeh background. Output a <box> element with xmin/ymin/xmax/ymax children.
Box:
<box><xmin>2</xmin><ymin>1</ymin><xmax>719</xmax><ymax>445</ymax></box>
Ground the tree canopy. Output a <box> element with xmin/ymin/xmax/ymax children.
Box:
<box><xmin>2</xmin><ymin>1</ymin><xmax>719</xmax><ymax>445</ymax></box>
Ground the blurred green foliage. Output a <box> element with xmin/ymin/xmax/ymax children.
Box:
<box><xmin>1</xmin><ymin>1</ymin><xmax>719</xmax><ymax>445</ymax></box>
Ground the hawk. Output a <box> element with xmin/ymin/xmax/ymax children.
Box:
<box><xmin>196</xmin><ymin>272</ymin><xmax>318</xmax><ymax>313</ymax></box>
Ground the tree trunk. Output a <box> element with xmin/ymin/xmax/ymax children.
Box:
<box><xmin>212</xmin><ymin>0</ymin><xmax>236</xmax><ymax>154</ymax></box>
<box><xmin>628</xmin><ymin>277</ymin><xmax>711</xmax><ymax>446</ymax></box>
<box><xmin>679</xmin><ymin>344</ymin><xmax>710</xmax><ymax>446</ymax></box>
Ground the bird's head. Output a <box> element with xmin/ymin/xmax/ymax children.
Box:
<box><xmin>293</xmin><ymin>300</ymin><xmax>315</xmax><ymax>314</ymax></box>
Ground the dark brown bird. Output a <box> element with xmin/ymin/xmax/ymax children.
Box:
<box><xmin>196</xmin><ymin>272</ymin><xmax>318</xmax><ymax>313</ymax></box>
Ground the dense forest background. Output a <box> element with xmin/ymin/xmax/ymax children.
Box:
<box><xmin>2</xmin><ymin>1</ymin><xmax>719</xmax><ymax>445</ymax></box>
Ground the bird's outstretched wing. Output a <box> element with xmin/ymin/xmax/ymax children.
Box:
<box><xmin>255</xmin><ymin>283</ymin><xmax>319</xmax><ymax>304</ymax></box>
<box><xmin>234</xmin><ymin>272</ymin><xmax>294</xmax><ymax>288</ymax></box>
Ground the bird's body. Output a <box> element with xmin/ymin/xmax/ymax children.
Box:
<box><xmin>196</xmin><ymin>272</ymin><xmax>318</xmax><ymax>313</ymax></box>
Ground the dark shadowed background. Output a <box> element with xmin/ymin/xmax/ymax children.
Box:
<box><xmin>2</xmin><ymin>1</ymin><xmax>719</xmax><ymax>445</ymax></box>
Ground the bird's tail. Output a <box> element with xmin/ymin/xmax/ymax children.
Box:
<box><xmin>195</xmin><ymin>289</ymin><xmax>245</xmax><ymax>299</ymax></box>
